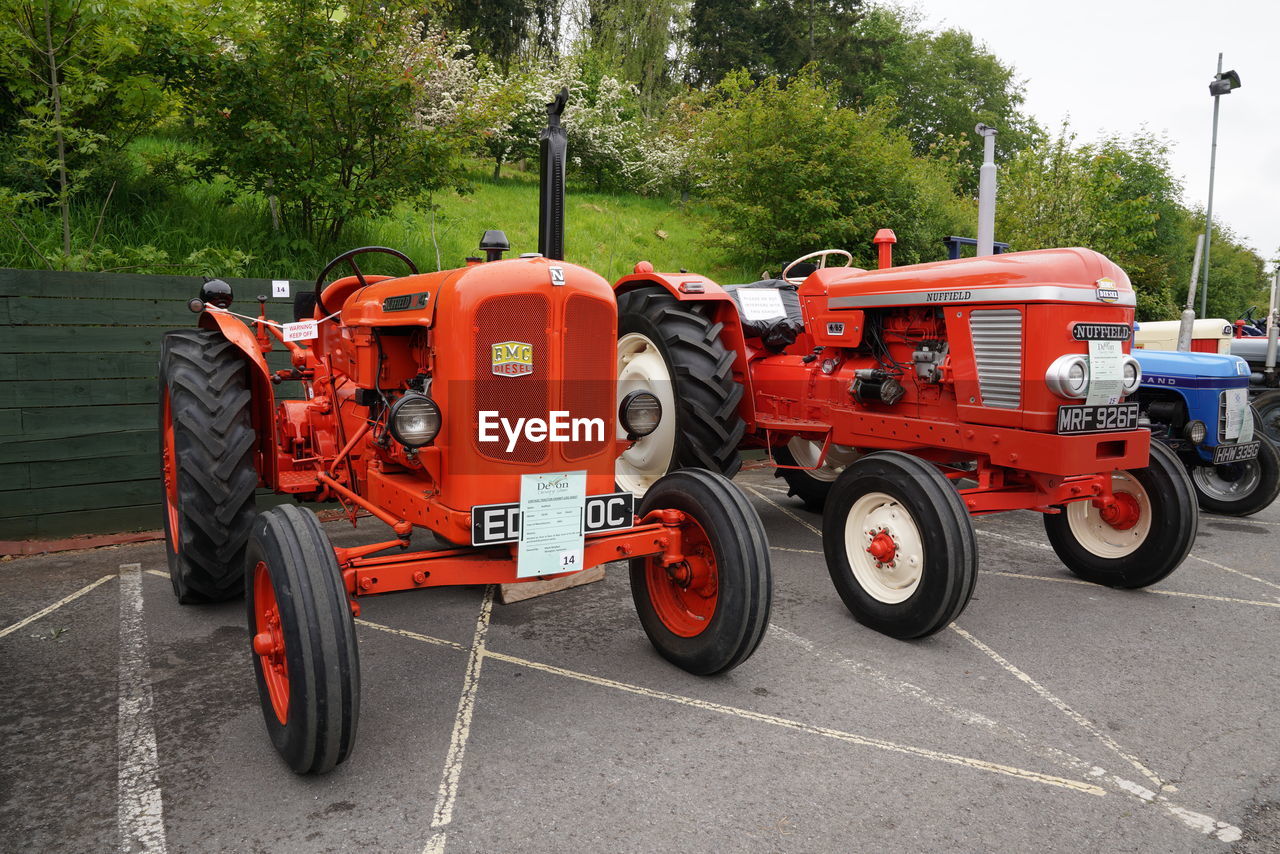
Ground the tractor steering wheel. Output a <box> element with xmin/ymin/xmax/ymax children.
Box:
<box><xmin>782</xmin><ymin>249</ymin><xmax>853</xmax><ymax>285</ymax></box>
<box><xmin>314</xmin><ymin>246</ymin><xmax>418</xmax><ymax>315</ymax></box>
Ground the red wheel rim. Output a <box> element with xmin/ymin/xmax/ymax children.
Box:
<box><xmin>252</xmin><ymin>561</ymin><xmax>290</xmax><ymax>724</ymax></box>
<box><xmin>646</xmin><ymin>516</ymin><xmax>719</xmax><ymax>637</ymax></box>
<box><xmin>160</xmin><ymin>389</ymin><xmax>180</xmax><ymax>553</ymax></box>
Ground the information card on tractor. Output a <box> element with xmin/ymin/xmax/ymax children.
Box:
<box><xmin>516</xmin><ymin>471</ymin><xmax>586</xmax><ymax>578</ymax></box>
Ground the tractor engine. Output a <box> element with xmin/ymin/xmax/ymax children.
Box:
<box><xmin>274</xmin><ymin>250</ymin><xmax>625</xmax><ymax>544</ymax></box>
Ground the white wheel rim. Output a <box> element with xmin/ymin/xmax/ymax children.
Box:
<box><xmin>843</xmin><ymin>491</ymin><xmax>924</xmax><ymax>604</ymax></box>
<box><xmin>1191</xmin><ymin>460</ymin><xmax>1260</xmax><ymax>501</ymax></box>
<box><xmin>1064</xmin><ymin>472</ymin><xmax>1152</xmax><ymax>559</ymax></box>
<box><xmin>616</xmin><ymin>332</ymin><xmax>677</xmax><ymax>496</ymax></box>
<box><xmin>786</xmin><ymin>438</ymin><xmax>859</xmax><ymax>484</ymax></box>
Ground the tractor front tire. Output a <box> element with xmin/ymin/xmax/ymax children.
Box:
<box><xmin>630</xmin><ymin>469</ymin><xmax>771</xmax><ymax>675</ymax></box>
<box><xmin>246</xmin><ymin>505</ymin><xmax>360</xmax><ymax>775</ymax></box>
<box><xmin>1188</xmin><ymin>415</ymin><xmax>1280</xmax><ymax>517</ymax></box>
<box><xmin>823</xmin><ymin>452</ymin><xmax>977</xmax><ymax>639</ymax></box>
<box><xmin>1251</xmin><ymin>390</ymin><xmax>1280</xmax><ymax>445</ymax></box>
<box><xmin>1043</xmin><ymin>442</ymin><xmax>1197</xmax><ymax>588</ymax></box>
<box><xmin>159</xmin><ymin>329</ymin><xmax>258</xmax><ymax>603</ymax></box>
<box><xmin>616</xmin><ymin>287</ymin><xmax>745</xmax><ymax>495</ymax></box>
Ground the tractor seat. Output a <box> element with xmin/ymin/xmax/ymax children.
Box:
<box><xmin>723</xmin><ymin>278</ymin><xmax>805</xmax><ymax>351</ymax></box>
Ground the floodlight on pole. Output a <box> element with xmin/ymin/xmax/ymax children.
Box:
<box><xmin>1200</xmin><ymin>54</ymin><xmax>1241</xmax><ymax>318</ymax></box>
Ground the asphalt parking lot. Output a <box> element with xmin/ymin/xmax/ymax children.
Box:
<box><xmin>2</xmin><ymin>466</ymin><xmax>1278</xmax><ymax>853</ymax></box>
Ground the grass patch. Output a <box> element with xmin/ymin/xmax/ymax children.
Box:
<box><xmin>1</xmin><ymin>138</ymin><xmax>761</xmax><ymax>285</ymax></box>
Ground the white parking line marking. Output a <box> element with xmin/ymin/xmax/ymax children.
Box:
<box><xmin>1189</xmin><ymin>555</ymin><xmax>1280</xmax><ymax>598</ymax></box>
<box><xmin>0</xmin><ymin>574</ymin><xmax>115</xmax><ymax>639</ymax></box>
<box><xmin>950</xmin><ymin>624</ymin><xmax>1164</xmax><ymax>789</ymax></box>
<box><xmin>745</xmin><ymin>486</ymin><xmax>822</xmax><ymax>536</ymax></box>
<box><xmin>771</xmin><ymin>546</ymin><xmax>822</xmax><ymax>555</ymax></box>
<box><xmin>1108</xmin><ymin>773</ymin><xmax>1242</xmax><ymax>842</ymax></box>
<box><xmin>981</xmin><ymin>569</ymin><xmax>1280</xmax><ymax>609</ymax></box>
<box><xmin>481</xmin><ymin>648</ymin><xmax>1105</xmax><ymax>796</ymax></box>
<box><xmin>423</xmin><ymin>586</ymin><xmax>495</xmax><ymax>854</ymax></box>
<box><xmin>116</xmin><ymin>564</ymin><xmax>167</xmax><ymax>854</ymax></box>
<box><xmin>358</xmin><ymin>620</ymin><xmax>466</xmax><ymax>650</ymax></box>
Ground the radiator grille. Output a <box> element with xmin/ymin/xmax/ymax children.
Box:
<box><xmin>473</xmin><ymin>294</ymin><xmax>549</xmax><ymax>463</ymax></box>
<box><xmin>969</xmin><ymin>309</ymin><xmax>1023</xmax><ymax>409</ymax></box>
<box><xmin>561</xmin><ymin>294</ymin><xmax>615</xmax><ymax>461</ymax></box>
<box><xmin>1219</xmin><ymin>390</ymin><xmax>1228</xmax><ymax>441</ymax></box>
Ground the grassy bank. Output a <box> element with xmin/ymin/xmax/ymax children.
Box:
<box><xmin>1</xmin><ymin>137</ymin><xmax>760</xmax><ymax>285</ymax></box>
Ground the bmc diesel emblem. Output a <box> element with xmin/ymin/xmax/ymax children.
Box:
<box><xmin>491</xmin><ymin>341</ymin><xmax>534</xmax><ymax>376</ymax></box>
<box><xmin>1095</xmin><ymin>277</ymin><xmax>1120</xmax><ymax>303</ymax></box>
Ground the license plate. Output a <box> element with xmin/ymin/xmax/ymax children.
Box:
<box><xmin>471</xmin><ymin>492</ymin><xmax>635</xmax><ymax>546</ymax></box>
<box><xmin>1056</xmin><ymin>402</ymin><xmax>1140</xmax><ymax>434</ymax></box>
<box><xmin>1213</xmin><ymin>442</ymin><xmax>1260</xmax><ymax>465</ymax></box>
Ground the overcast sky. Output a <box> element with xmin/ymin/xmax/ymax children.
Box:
<box><xmin>902</xmin><ymin>0</ymin><xmax>1279</xmax><ymax>269</ymax></box>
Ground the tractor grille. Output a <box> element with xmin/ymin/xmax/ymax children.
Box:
<box><xmin>1219</xmin><ymin>390</ymin><xmax>1229</xmax><ymax>441</ymax></box>
<box><xmin>561</xmin><ymin>294</ymin><xmax>615</xmax><ymax>461</ymax></box>
<box><xmin>969</xmin><ymin>309</ymin><xmax>1023</xmax><ymax>409</ymax></box>
<box><xmin>473</xmin><ymin>294</ymin><xmax>549</xmax><ymax>464</ymax></box>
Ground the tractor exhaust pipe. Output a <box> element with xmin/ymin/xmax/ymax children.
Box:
<box><xmin>538</xmin><ymin>88</ymin><xmax>569</xmax><ymax>261</ymax></box>
<box><xmin>975</xmin><ymin>123</ymin><xmax>998</xmax><ymax>256</ymax></box>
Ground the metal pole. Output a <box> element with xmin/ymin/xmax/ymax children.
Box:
<box><xmin>975</xmin><ymin>124</ymin><xmax>998</xmax><ymax>256</ymax></box>
<box><xmin>1177</xmin><ymin>233</ymin><xmax>1205</xmax><ymax>351</ymax></box>
<box><xmin>1201</xmin><ymin>53</ymin><xmax>1223</xmax><ymax>318</ymax></box>
<box><xmin>1265</xmin><ymin>267</ymin><xmax>1279</xmax><ymax>381</ymax></box>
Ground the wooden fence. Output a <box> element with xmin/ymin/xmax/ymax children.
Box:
<box><xmin>0</xmin><ymin>268</ymin><xmax>310</xmax><ymax>540</ymax></box>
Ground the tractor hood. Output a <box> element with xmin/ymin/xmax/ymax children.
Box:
<box><xmin>1132</xmin><ymin>349</ymin><xmax>1251</xmax><ymax>381</ymax></box>
<box><xmin>339</xmin><ymin>256</ymin><xmax>610</xmax><ymax>327</ymax></box>
<box><xmin>815</xmin><ymin>247</ymin><xmax>1135</xmax><ymax>309</ymax></box>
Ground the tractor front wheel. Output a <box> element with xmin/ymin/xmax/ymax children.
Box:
<box><xmin>630</xmin><ymin>469</ymin><xmax>771</xmax><ymax>675</ymax></box>
<box><xmin>159</xmin><ymin>329</ymin><xmax>257</xmax><ymax>603</ymax></box>
<box><xmin>822</xmin><ymin>452</ymin><xmax>977</xmax><ymax>639</ymax></box>
<box><xmin>245</xmin><ymin>505</ymin><xmax>360</xmax><ymax>775</ymax></box>
<box><xmin>1188</xmin><ymin>417</ymin><xmax>1280</xmax><ymax>517</ymax></box>
<box><xmin>1043</xmin><ymin>442</ymin><xmax>1197</xmax><ymax>588</ymax></box>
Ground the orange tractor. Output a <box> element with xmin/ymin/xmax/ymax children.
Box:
<box><xmin>158</xmin><ymin>96</ymin><xmax>771</xmax><ymax>774</ymax></box>
<box><xmin>613</xmin><ymin>237</ymin><xmax>1198</xmax><ymax>639</ymax></box>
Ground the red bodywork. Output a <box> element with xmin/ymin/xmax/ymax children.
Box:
<box><xmin>202</xmin><ymin>256</ymin><xmax>692</xmax><ymax>600</ymax></box>
<box><xmin>616</xmin><ymin>246</ymin><xmax>1151</xmax><ymax>516</ymax></box>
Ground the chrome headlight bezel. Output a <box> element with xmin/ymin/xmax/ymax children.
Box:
<box><xmin>1120</xmin><ymin>355</ymin><xmax>1142</xmax><ymax>395</ymax></box>
<box><xmin>389</xmin><ymin>392</ymin><xmax>441</xmax><ymax>447</ymax></box>
<box><xmin>1045</xmin><ymin>354</ymin><xmax>1090</xmax><ymax>399</ymax></box>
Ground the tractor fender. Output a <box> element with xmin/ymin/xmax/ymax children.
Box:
<box><xmin>613</xmin><ymin>268</ymin><xmax>757</xmax><ymax>426</ymax></box>
<box><xmin>198</xmin><ymin>309</ymin><xmax>279</xmax><ymax>486</ymax></box>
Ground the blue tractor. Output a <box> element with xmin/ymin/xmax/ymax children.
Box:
<box><xmin>1131</xmin><ymin>349</ymin><xmax>1280</xmax><ymax>516</ymax></box>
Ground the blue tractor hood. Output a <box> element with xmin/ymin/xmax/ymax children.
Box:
<box><xmin>1134</xmin><ymin>349</ymin><xmax>1250</xmax><ymax>382</ymax></box>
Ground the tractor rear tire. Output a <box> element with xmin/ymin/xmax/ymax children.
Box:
<box><xmin>630</xmin><ymin>469</ymin><xmax>771</xmax><ymax>675</ymax></box>
<box><xmin>246</xmin><ymin>505</ymin><xmax>360</xmax><ymax>775</ymax></box>
<box><xmin>773</xmin><ymin>438</ymin><xmax>860</xmax><ymax>512</ymax></box>
<box><xmin>822</xmin><ymin>452</ymin><xmax>977</xmax><ymax>639</ymax></box>
<box><xmin>1043</xmin><ymin>442</ymin><xmax>1197</xmax><ymax>588</ymax></box>
<box><xmin>159</xmin><ymin>329</ymin><xmax>258</xmax><ymax>603</ymax></box>
<box><xmin>616</xmin><ymin>287</ymin><xmax>745</xmax><ymax>495</ymax></box>
<box><xmin>1188</xmin><ymin>413</ymin><xmax>1280</xmax><ymax>517</ymax></box>
<box><xmin>1252</xmin><ymin>390</ymin><xmax>1280</xmax><ymax>444</ymax></box>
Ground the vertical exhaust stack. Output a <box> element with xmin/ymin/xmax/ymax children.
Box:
<box><xmin>538</xmin><ymin>87</ymin><xmax>569</xmax><ymax>261</ymax></box>
<box><xmin>975</xmin><ymin>123</ymin><xmax>998</xmax><ymax>257</ymax></box>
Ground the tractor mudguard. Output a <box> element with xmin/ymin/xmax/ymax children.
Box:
<box><xmin>198</xmin><ymin>309</ymin><xmax>279</xmax><ymax>486</ymax></box>
<box><xmin>614</xmin><ymin>268</ymin><xmax>757</xmax><ymax>424</ymax></box>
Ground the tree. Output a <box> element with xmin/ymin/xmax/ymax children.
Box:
<box><xmin>190</xmin><ymin>0</ymin><xmax>476</xmax><ymax>243</ymax></box>
<box><xmin>0</xmin><ymin>0</ymin><xmax>172</xmax><ymax>264</ymax></box>
<box><xmin>692</xmin><ymin>69</ymin><xmax>969</xmax><ymax>271</ymax></box>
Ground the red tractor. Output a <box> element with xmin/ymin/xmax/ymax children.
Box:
<box><xmin>158</xmin><ymin>97</ymin><xmax>771</xmax><ymax>774</ymax></box>
<box><xmin>613</xmin><ymin>236</ymin><xmax>1198</xmax><ymax>639</ymax></box>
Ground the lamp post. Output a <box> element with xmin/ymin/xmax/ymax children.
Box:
<box><xmin>1200</xmin><ymin>54</ymin><xmax>1242</xmax><ymax>318</ymax></box>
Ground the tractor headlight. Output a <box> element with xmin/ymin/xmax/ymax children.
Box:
<box><xmin>389</xmin><ymin>393</ymin><xmax>441</xmax><ymax>447</ymax></box>
<box><xmin>619</xmin><ymin>390</ymin><xmax>662</xmax><ymax>438</ymax></box>
<box><xmin>1121</xmin><ymin>356</ymin><xmax>1142</xmax><ymax>395</ymax></box>
<box><xmin>1183</xmin><ymin>420</ymin><xmax>1207</xmax><ymax>445</ymax></box>
<box><xmin>1045</xmin><ymin>354</ymin><xmax>1090</xmax><ymax>399</ymax></box>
